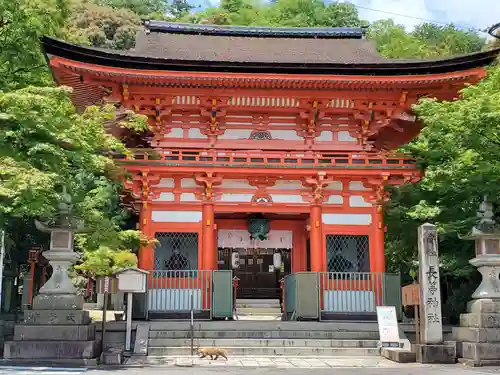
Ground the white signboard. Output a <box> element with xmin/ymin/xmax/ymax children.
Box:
<box><xmin>376</xmin><ymin>306</ymin><xmax>400</xmax><ymax>344</ymax></box>
<box><xmin>116</xmin><ymin>269</ymin><xmax>147</xmax><ymax>293</ymax></box>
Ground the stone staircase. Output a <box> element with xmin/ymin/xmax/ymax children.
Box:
<box><xmin>147</xmin><ymin>321</ymin><xmax>381</xmax><ymax>357</ymax></box>
<box><xmin>235</xmin><ymin>299</ymin><xmax>282</xmax><ymax>320</ymax></box>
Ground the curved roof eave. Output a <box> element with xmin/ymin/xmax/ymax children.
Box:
<box><xmin>41</xmin><ymin>37</ymin><xmax>500</xmax><ymax>76</ymax></box>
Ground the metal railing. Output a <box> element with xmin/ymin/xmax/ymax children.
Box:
<box><xmin>113</xmin><ymin>149</ymin><xmax>417</xmax><ymax>169</ymax></box>
<box><xmin>147</xmin><ymin>270</ymin><xmax>212</xmax><ymax>316</ymax></box>
<box><xmin>282</xmin><ymin>272</ymin><xmax>402</xmax><ymax>321</ymax></box>
<box><xmin>319</xmin><ymin>272</ymin><xmax>384</xmax><ymax>314</ymax></box>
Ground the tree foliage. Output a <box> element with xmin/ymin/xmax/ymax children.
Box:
<box><xmin>67</xmin><ymin>2</ymin><xmax>141</xmax><ymax>49</ymax></box>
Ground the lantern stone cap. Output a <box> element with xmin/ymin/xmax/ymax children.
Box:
<box><xmin>113</xmin><ymin>267</ymin><xmax>150</xmax><ymax>276</ymax></box>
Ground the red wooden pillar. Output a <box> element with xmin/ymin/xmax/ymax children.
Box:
<box><xmin>309</xmin><ymin>204</ymin><xmax>323</xmax><ymax>272</ymax></box>
<box><xmin>371</xmin><ymin>204</ymin><xmax>386</xmax><ymax>273</ymax></box>
<box><xmin>138</xmin><ymin>202</ymin><xmax>154</xmax><ymax>270</ymax></box>
<box><xmin>202</xmin><ymin>203</ymin><xmax>216</xmax><ymax>270</ymax></box>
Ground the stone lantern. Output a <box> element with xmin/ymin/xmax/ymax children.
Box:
<box><xmin>453</xmin><ymin>196</ymin><xmax>500</xmax><ymax>366</ymax></box>
<box><xmin>462</xmin><ymin>196</ymin><xmax>500</xmax><ymax>299</ymax></box>
<box><xmin>4</xmin><ymin>187</ymin><xmax>100</xmax><ymax>362</ymax></box>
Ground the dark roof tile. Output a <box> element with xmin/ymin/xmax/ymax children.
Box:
<box><xmin>133</xmin><ymin>31</ymin><xmax>387</xmax><ymax>64</ymax></box>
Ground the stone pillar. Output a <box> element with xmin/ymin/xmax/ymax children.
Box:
<box><xmin>453</xmin><ymin>197</ymin><xmax>500</xmax><ymax>366</ymax></box>
<box><xmin>415</xmin><ymin>223</ymin><xmax>456</xmax><ymax>363</ymax></box>
<box><xmin>310</xmin><ymin>204</ymin><xmax>323</xmax><ymax>272</ymax></box>
<box><xmin>3</xmin><ymin>190</ymin><xmax>100</xmax><ymax>364</ymax></box>
<box><xmin>202</xmin><ymin>203</ymin><xmax>215</xmax><ymax>270</ymax></box>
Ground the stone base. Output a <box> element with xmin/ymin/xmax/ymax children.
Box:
<box><xmin>24</xmin><ymin>310</ymin><xmax>90</xmax><ymax>325</ymax></box>
<box><xmin>453</xmin><ymin>327</ymin><xmax>500</xmax><ymax>342</ymax></box>
<box><xmin>462</xmin><ymin>342</ymin><xmax>500</xmax><ymax>361</ymax></box>
<box><xmin>381</xmin><ymin>348</ymin><xmax>416</xmax><ymax>363</ymax></box>
<box><xmin>415</xmin><ymin>343</ymin><xmax>456</xmax><ymax>364</ymax></box>
<box><xmin>14</xmin><ymin>324</ymin><xmax>95</xmax><ymax>341</ymax></box>
<box><xmin>101</xmin><ymin>351</ymin><xmax>123</xmax><ymax>365</ymax></box>
<box><xmin>32</xmin><ymin>294</ymin><xmax>84</xmax><ymax>310</ymax></box>
<box><xmin>3</xmin><ymin>340</ymin><xmax>100</xmax><ymax>359</ymax></box>
<box><xmin>460</xmin><ymin>313</ymin><xmax>500</xmax><ymax>328</ymax></box>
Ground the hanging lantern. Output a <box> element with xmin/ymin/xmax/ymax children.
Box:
<box><xmin>231</xmin><ymin>251</ymin><xmax>240</xmax><ymax>269</ymax></box>
<box><xmin>248</xmin><ymin>217</ymin><xmax>270</xmax><ymax>240</ymax></box>
<box><xmin>273</xmin><ymin>251</ymin><xmax>282</xmax><ymax>270</ymax></box>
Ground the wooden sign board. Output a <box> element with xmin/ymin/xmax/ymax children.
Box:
<box><xmin>402</xmin><ymin>283</ymin><xmax>420</xmax><ymax>306</ymax></box>
<box><xmin>96</xmin><ymin>276</ymin><xmax>118</xmax><ymax>294</ymax></box>
<box><xmin>376</xmin><ymin>306</ymin><xmax>400</xmax><ymax>345</ymax></box>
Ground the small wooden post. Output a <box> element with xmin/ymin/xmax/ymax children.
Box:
<box><xmin>401</xmin><ymin>282</ymin><xmax>421</xmax><ymax>344</ymax></box>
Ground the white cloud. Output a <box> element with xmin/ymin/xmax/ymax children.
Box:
<box><xmin>349</xmin><ymin>0</ymin><xmax>499</xmax><ymax>32</ymax></box>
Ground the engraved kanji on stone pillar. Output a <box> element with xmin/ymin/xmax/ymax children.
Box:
<box><xmin>418</xmin><ymin>223</ymin><xmax>444</xmax><ymax>344</ymax></box>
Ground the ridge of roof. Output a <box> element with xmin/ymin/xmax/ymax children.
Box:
<box><xmin>144</xmin><ymin>20</ymin><xmax>367</xmax><ymax>39</ymax></box>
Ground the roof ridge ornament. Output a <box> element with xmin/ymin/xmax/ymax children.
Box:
<box><xmin>143</xmin><ymin>20</ymin><xmax>366</xmax><ymax>39</ymax></box>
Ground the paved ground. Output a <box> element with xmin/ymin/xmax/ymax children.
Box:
<box><xmin>2</xmin><ymin>364</ymin><xmax>500</xmax><ymax>375</ymax></box>
<box><xmin>141</xmin><ymin>355</ymin><xmax>425</xmax><ymax>368</ymax></box>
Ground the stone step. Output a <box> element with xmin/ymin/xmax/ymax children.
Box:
<box><xmin>149</xmin><ymin>338</ymin><xmax>379</xmax><ymax>348</ymax></box>
<box><xmin>149</xmin><ymin>330</ymin><xmax>379</xmax><ymax>340</ymax></box>
<box><xmin>148</xmin><ymin>346</ymin><xmax>380</xmax><ymax>356</ymax></box>
<box><xmin>236</xmin><ymin>307</ymin><xmax>282</xmax><ymax>314</ymax></box>
<box><xmin>148</xmin><ymin>320</ymin><xmax>380</xmax><ymax>331</ymax></box>
<box><xmin>236</xmin><ymin>303</ymin><xmax>281</xmax><ymax>309</ymax></box>
<box><xmin>236</xmin><ymin>299</ymin><xmax>280</xmax><ymax>305</ymax></box>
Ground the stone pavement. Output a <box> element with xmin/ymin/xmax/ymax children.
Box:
<box><xmin>136</xmin><ymin>355</ymin><xmax>432</xmax><ymax>368</ymax></box>
<box><xmin>0</xmin><ymin>367</ymin><xmax>87</xmax><ymax>375</ymax></box>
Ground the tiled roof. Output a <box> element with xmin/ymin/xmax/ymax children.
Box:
<box><xmin>134</xmin><ymin>30</ymin><xmax>387</xmax><ymax>64</ymax></box>
<box><xmin>144</xmin><ymin>21</ymin><xmax>367</xmax><ymax>39</ymax></box>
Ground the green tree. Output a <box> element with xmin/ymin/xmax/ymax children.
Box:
<box><xmin>67</xmin><ymin>2</ymin><xmax>141</xmax><ymax>49</ymax></box>
<box><xmin>0</xmin><ymin>0</ymin><xmax>70</xmax><ymax>91</ymax></box>
<box><xmin>96</xmin><ymin>0</ymin><xmax>166</xmax><ymax>17</ymax></box>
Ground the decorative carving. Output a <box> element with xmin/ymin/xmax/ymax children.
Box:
<box><xmin>249</xmin><ymin>130</ymin><xmax>272</xmax><ymax>140</ymax></box>
<box><xmin>304</xmin><ymin>172</ymin><xmax>337</xmax><ymax>204</ymax></box>
<box><xmin>200</xmin><ymin>98</ymin><xmax>227</xmax><ymax>144</ymax></box>
<box><xmin>195</xmin><ymin>172</ymin><xmax>223</xmax><ymax>201</ymax></box>
<box><xmin>124</xmin><ymin>171</ymin><xmax>161</xmax><ymax>208</ymax></box>
<box><xmin>299</xmin><ymin>100</ymin><xmax>325</xmax><ymax>143</ymax></box>
<box><xmin>252</xmin><ymin>193</ymin><xmax>272</xmax><ymax>203</ymax></box>
<box><xmin>247</xmin><ymin>176</ymin><xmax>277</xmax><ymax>188</ymax></box>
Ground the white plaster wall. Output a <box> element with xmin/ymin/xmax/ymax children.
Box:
<box><xmin>218</xmin><ymin>129</ymin><xmax>253</xmax><ymax>139</ymax></box>
<box><xmin>325</xmin><ymin>181</ymin><xmax>343</xmax><ymax>190</ymax></box>
<box><xmin>316</xmin><ymin>131</ymin><xmax>333</xmax><ymax>141</ymax></box>
<box><xmin>155</xmin><ymin>192</ymin><xmax>175</xmax><ymax>201</ymax></box>
<box><xmin>181</xmin><ymin>178</ymin><xmax>198</xmax><ymax>188</ymax></box>
<box><xmin>349</xmin><ymin>181</ymin><xmax>370</xmax><ymax>191</ymax></box>
<box><xmin>269</xmin><ymin>130</ymin><xmax>302</xmax><ymax>140</ymax></box>
<box><xmin>219</xmin><ymin>180</ymin><xmax>256</xmax><ymax>189</ymax></box>
<box><xmin>321</xmin><ymin>213</ymin><xmax>372</xmax><ymax>225</ymax></box>
<box><xmin>152</xmin><ymin>211</ymin><xmax>202</xmax><ymax>223</ymax></box>
<box><xmin>180</xmin><ymin>193</ymin><xmax>198</xmax><ymax>202</ymax></box>
<box><xmin>154</xmin><ymin>178</ymin><xmax>175</xmax><ymax>188</ymax></box>
<box><xmin>269</xmin><ymin>194</ymin><xmax>304</xmax><ymax>203</ymax></box>
<box><xmin>338</xmin><ymin>131</ymin><xmax>357</xmax><ymax>142</ymax></box>
<box><xmin>165</xmin><ymin>128</ymin><xmax>183</xmax><ymax>138</ymax></box>
<box><xmin>325</xmin><ymin>195</ymin><xmax>343</xmax><ymax>204</ymax></box>
<box><xmin>188</xmin><ymin>128</ymin><xmax>208</xmax><ymax>139</ymax></box>
<box><xmin>268</xmin><ymin>180</ymin><xmax>304</xmax><ymax>190</ymax></box>
<box><xmin>349</xmin><ymin>196</ymin><xmax>372</xmax><ymax>207</ymax></box>
<box><xmin>219</xmin><ymin>193</ymin><xmax>254</xmax><ymax>202</ymax></box>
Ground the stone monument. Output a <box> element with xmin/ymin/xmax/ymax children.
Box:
<box><xmin>415</xmin><ymin>223</ymin><xmax>456</xmax><ymax>363</ymax></box>
<box><xmin>4</xmin><ymin>188</ymin><xmax>100</xmax><ymax>364</ymax></box>
<box><xmin>453</xmin><ymin>196</ymin><xmax>500</xmax><ymax>366</ymax></box>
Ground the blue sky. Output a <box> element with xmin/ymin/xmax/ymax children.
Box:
<box><xmin>194</xmin><ymin>0</ymin><xmax>498</xmax><ymax>33</ymax></box>
<box><xmin>348</xmin><ymin>0</ymin><xmax>498</xmax><ymax>32</ymax></box>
